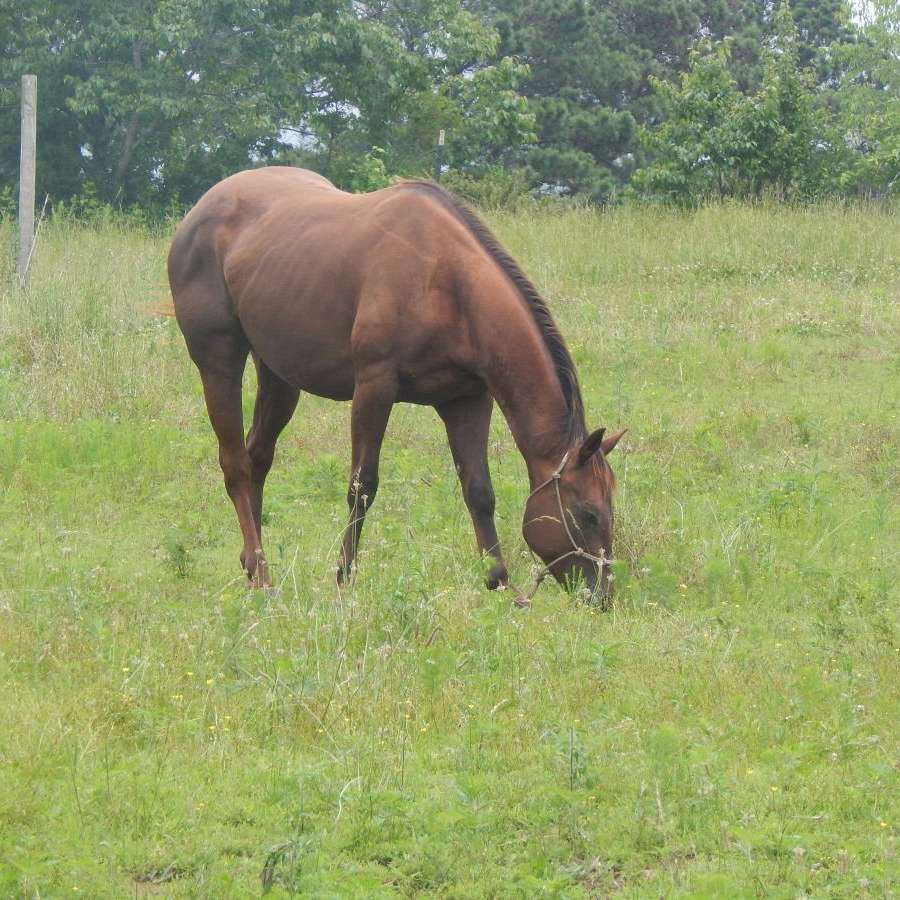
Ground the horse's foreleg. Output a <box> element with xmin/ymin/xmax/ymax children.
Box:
<box><xmin>336</xmin><ymin>373</ymin><xmax>397</xmax><ymax>585</ymax></box>
<box><xmin>246</xmin><ymin>358</ymin><xmax>301</xmax><ymax>537</ymax></box>
<box><xmin>436</xmin><ymin>392</ymin><xmax>510</xmax><ymax>590</ymax></box>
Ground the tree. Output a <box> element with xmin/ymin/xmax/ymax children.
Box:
<box><xmin>0</xmin><ymin>0</ymin><xmax>534</xmax><ymax>209</ymax></box>
<box><xmin>633</xmin><ymin>2</ymin><xmax>826</xmax><ymax>201</ymax></box>
<box><xmin>827</xmin><ymin>0</ymin><xmax>900</xmax><ymax>196</ymax></box>
<box><xmin>631</xmin><ymin>39</ymin><xmax>742</xmax><ymax>200</ymax></box>
<box><xmin>287</xmin><ymin>0</ymin><xmax>535</xmax><ymax>185</ymax></box>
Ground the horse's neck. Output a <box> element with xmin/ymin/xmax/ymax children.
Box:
<box><xmin>472</xmin><ymin>283</ymin><xmax>574</xmax><ymax>484</ymax></box>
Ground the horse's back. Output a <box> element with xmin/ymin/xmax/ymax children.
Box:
<box><xmin>169</xmin><ymin>167</ymin><xmax>482</xmax><ymax>401</ymax></box>
<box><xmin>168</xmin><ymin>167</ymin><xmax>339</xmax><ymax>289</ymax></box>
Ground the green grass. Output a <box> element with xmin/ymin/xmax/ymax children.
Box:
<box><xmin>0</xmin><ymin>202</ymin><xmax>897</xmax><ymax>897</ymax></box>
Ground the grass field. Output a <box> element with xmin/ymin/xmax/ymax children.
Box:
<box><xmin>0</xmin><ymin>202</ymin><xmax>897</xmax><ymax>898</ymax></box>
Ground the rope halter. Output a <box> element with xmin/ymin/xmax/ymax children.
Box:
<box><xmin>524</xmin><ymin>449</ymin><xmax>614</xmax><ymax>577</ymax></box>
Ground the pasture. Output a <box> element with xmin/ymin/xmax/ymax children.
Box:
<box><xmin>0</xmin><ymin>203</ymin><xmax>897</xmax><ymax>897</ymax></box>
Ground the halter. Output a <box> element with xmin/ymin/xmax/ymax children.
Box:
<box><xmin>524</xmin><ymin>450</ymin><xmax>614</xmax><ymax>575</ymax></box>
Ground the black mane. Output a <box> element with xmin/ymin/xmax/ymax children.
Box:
<box><xmin>405</xmin><ymin>181</ymin><xmax>587</xmax><ymax>445</ymax></box>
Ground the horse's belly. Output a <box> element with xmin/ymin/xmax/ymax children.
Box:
<box><xmin>240</xmin><ymin>307</ymin><xmax>356</xmax><ymax>400</ymax></box>
<box><xmin>235</xmin><ymin>282</ymin><xmax>480</xmax><ymax>405</ymax></box>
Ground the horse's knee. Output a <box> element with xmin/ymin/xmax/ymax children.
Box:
<box><xmin>465</xmin><ymin>480</ymin><xmax>495</xmax><ymax>520</ymax></box>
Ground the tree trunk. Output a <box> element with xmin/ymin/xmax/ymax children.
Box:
<box><xmin>112</xmin><ymin>38</ymin><xmax>145</xmax><ymax>200</ymax></box>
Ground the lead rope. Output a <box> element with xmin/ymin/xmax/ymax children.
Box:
<box><xmin>509</xmin><ymin>450</ymin><xmax>614</xmax><ymax>608</ymax></box>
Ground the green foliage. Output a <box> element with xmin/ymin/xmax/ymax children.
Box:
<box><xmin>474</xmin><ymin>0</ymin><xmax>646</xmax><ymax>200</ymax></box>
<box><xmin>826</xmin><ymin>0</ymin><xmax>900</xmax><ymax>197</ymax></box>
<box><xmin>441</xmin><ymin>164</ymin><xmax>536</xmax><ymax>209</ymax></box>
<box><xmin>634</xmin><ymin>3</ymin><xmax>830</xmax><ymax>202</ymax></box>
<box><xmin>333</xmin><ymin>147</ymin><xmax>392</xmax><ymax>194</ymax></box>
<box><xmin>471</xmin><ymin>0</ymin><xmax>841</xmax><ymax>201</ymax></box>
<box><xmin>0</xmin><ymin>0</ymin><xmax>534</xmax><ymax>208</ymax></box>
<box><xmin>0</xmin><ymin>184</ymin><xmax>14</xmax><ymax>220</ymax></box>
<box><xmin>632</xmin><ymin>41</ymin><xmax>742</xmax><ymax>202</ymax></box>
<box><xmin>1</xmin><ymin>0</ymin><xmax>884</xmax><ymax>207</ymax></box>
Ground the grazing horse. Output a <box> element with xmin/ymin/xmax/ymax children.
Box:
<box><xmin>168</xmin><ymin>167</ymin><xmax>625</xmax><ymax>599</ymax></box>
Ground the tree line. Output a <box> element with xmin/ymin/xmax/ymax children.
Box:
<box><xmin>2</xmin><ymin>0</ymin><xmax>897</xmax><ymax>211</ymax></box>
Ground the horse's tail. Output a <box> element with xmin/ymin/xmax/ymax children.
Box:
<box><xmin>147</xmin><ymin>291</ymin><xmax>176</xmax><ymax>318</ymax></box>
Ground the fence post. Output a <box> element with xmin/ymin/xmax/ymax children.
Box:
<box><xmin>434</xmin><ymin>129</ymin><xmax>445</xmax><ymax>183</ymax></box>
<box><xmin>17</xmin><ymin>74</ymin><xmax>37</xmax><ymax>288</ymax></box>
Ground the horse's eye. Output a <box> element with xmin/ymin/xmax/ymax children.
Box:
<box><xmin>580</xmin><ymin>508</ymin><xmax>600</xmax><ymax>528</ymax></box>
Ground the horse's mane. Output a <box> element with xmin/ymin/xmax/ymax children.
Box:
<box><xmin>403</xmin><ymin>180</ymin><xmax>587</xmax><ymax>445</ymax></box>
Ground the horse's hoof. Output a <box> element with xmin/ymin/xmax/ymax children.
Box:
<box><xmin>511</xmin><ymin>592</ymin><xmax>532</xmax><ymax>609</ymax></box>
<box><xmin>247</xmin><ymin>567</ymin><xmax>273</xmax><ymax>593</ymax></box>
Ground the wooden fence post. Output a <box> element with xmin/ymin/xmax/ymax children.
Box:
<box><xmin>434</xmin><ymin>129</ymin><xmax>445</xmax><ymax>183</ymax></box>
<box><xmin>17</xmin><ymin>74</ymin><xmax>37</xmax><ymax>288</ymax></box>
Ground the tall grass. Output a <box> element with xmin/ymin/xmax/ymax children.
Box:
<box><xmin>0</xmin><ymin>203</ymin><xmax>897</xmax><ymax>896</ymax></box>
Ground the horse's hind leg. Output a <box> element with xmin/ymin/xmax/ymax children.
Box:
<box><xmin>436</xmin><ymin>392</ymin><xmax>510</xmax><ymax>590</ymax></box>
<box><xmin>246</xmin><ymin>357</ymin><xmax>301</xmax><ymax>538</ymax></box>
<box><xmin>192</xmin><ymin>334</ymin><xmax>270</xmax><ymax>588</ymax></box>
<box><xmin>336</xmin><ymin>371</ymin><xmax>398</xmax><ymax>585</ymax></box>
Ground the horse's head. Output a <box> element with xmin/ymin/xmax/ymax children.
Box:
<box><xmin>523</xmin><ymin>428</ymin><xmax>626</xmax><ymax>600</ymax></box>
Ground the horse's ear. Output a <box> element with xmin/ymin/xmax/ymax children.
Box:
<box><xmin>577</xmin><ymin>427</ymin><xmax>627</xmax><ymax>465</ymax></box>
<box><xmin>577</xmin><ymin>428</ymin><xmax>606</xmax><ymax>465</ymax></box>
<box><xmin>601</xmin><ymin>428</ymin><xmax>627</xmax><ymax>455</ymax></box>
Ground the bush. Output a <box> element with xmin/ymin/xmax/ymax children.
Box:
<box><xmin>440</xmin><ymin>165</ymin><xmax>535</xmax><ymax>210</ymax></box>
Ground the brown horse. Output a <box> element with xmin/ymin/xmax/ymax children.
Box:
<box><xmin>168</xmin><ymin>167</ymin><xmax>625</xmax><ymax>600</ymax></box>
